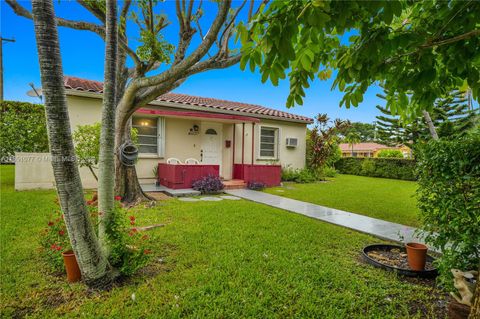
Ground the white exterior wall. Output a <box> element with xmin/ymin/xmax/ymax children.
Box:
<box><xmin>14</xmin><ymin>95</ymin><xmax>308</xmax><ymax>190</ymax></box>
<box><xmin>233</xmin><ymin>121</ymin><xmax>306</xmax><ymax>169</ymax></box>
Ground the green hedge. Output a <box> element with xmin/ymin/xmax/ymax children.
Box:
<box><xmin>416</xmin><ymin>136</ymin><xmax>480</xmax><ymax>288</ymax></box>
<box><xmin>335</xmin><ymin>157</ymin><xmax>416</xmax><ymax>180</ymax></box>
<box><xmin>0</xmin><ymin>100</ymin><xmax>49</xmax><ymax>161</ymax></box>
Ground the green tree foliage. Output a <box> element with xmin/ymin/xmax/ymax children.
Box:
<box><xmin>73</xmin><ymin>123</ymin><xmax>137</xmax><ymax>180</ymax></box>
<box><xmin>344</xmin><ymin>132</ymin><xmax>361</xmax><ymax>155</ymax></box>
<box><xmin>130</xmin><ymin>0</ymin><xmax>175</xmax><ymax>63</ymax></box>
<box><xmin>239</xmin><ymin>1</ymin><xmax>480</xmax><ymax>118</ymax></box>
<box><xmin>416</xmin><ymin>137</ymin><xmax>480</xmax><ymax>289</ymax></box>
<box><xmin>0</xmin><ymin>101</ymin><xmax>49</xmax><ymax>160</ymax></box>
<box><xmin>72</xmin><ymin>123</ymin><xmax>101</xmax><ymax>180</ymax></box>
<box><xmin>376</xmin><ymin>149</ymin><xmax>404</xmax><ymax>158</ymax></box>
<box><xmin>343</xmin><ymin>122</ymin><xmax>376</xmax><ymax>142</ymax></box>
<box><xmin>376</xmin><ymin>90</ymin><xmax>479</xmax><ymax>146</ymax></box>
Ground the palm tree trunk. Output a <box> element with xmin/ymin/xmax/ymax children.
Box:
<box><xmin>422</xmin><ymin>110</ymin><xmax>439</xmax><ymax>140</ymax></box>
<box><xmin>98</xmin><ymin>0</ymin><xmax>118</xmax><ymax>253</ymax></box>
<box><xmin>32</xmin><ymin>0</ymin><xmax>112</xmax><ymax>289</ymax></box>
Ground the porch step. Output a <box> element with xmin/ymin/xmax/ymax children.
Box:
<box><xmin>223</xmin><ymin>179</ymin><xmax>246</xmax><ymax>190</ymax></box>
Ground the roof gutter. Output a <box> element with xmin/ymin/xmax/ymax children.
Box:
<box><xmin>65</xmin><ymin>89</ymin><xmax>313</xmax><ymax>124</ymax></box>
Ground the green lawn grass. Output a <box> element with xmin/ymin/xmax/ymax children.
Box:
<box><xmin>0</xmin><ymin>166</ymin><xmax>444</xmax><ymax>318</ymax></box>
<box><xmin>264</xmin><ymin>174</ymin><xmax>420</xmax><ymax>227</ymax></box>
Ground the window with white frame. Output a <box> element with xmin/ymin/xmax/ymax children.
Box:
<box><xmin>132</xmin><ymin>116</ymin><xmax>165</xmax><ymax>157</ymax></box>
<box><xmin>259</xmin><ymin>126</ymin><xmax>278</xmax><ymax>158</ymax></box>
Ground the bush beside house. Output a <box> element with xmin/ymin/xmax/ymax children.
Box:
<box><xmin>335</xmin><ymin>157</ymin><xmax>416</xmax><ymax>181</ymax></box>
<box><xmin>281</xmin><ymin>168</ymin><xmax>320</xmax><ymax>183</ymax></box>
<box><xmin>0</xmin><ymin>101</ymin><xmax>49</xmax><ymax>160</ymax></box>
<box><xmin>192</xmin><ymin>175</ymin><xmax>224</xmax><ymax>194</ymax></box>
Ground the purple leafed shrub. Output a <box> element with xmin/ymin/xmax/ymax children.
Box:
<box><xmin>247</xmin><ymin>181</ymin><xmax>266</xmax><ymax>191</ymax></box>
<box><xmin>192</xmin><ymin>175</ymin><xmax>224</xmax><ymax>194</ymax></box>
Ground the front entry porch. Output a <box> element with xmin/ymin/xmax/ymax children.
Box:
<box><xmin>138</xmin><ymin>107</ymin><xmax>282</xmax><ymax>191</ymax></box>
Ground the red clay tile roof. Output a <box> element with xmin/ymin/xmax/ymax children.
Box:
<box><xmin>64</xmin><ymin>76</ymin><xmax>313</xmax><ymax>123</ymax></box>
<box><xmin>339</xmin><ymin>142</ymin><xmax>401</xmax><ymax>152</ymax></box>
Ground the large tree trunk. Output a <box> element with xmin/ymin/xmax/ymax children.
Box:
<box><xmin>114</xmin><ymin>109</ymin><xmax>151</xmax><ymax>205</ymax></box>
<box><xmin>422</xmin><ymin>110</ymin><xmax>439</xmax><ymax>140</ymax></box>
<box><xmin>98</xmin><ymin>0</ymin><xmax>118</xmax><ymax>253</ymax></box>
<box><xmin>111</xmin><ymin>46</ymin><xmax>150</xmax><ymax>206</ymax></box>
<box><xmin>469</xmin><ymin>268</ymin><xmax>480</xmax><ymax>319</ymax></box>
<box><xmin>31</xmin><ymin>0</ymin><xmax>112</xmax><ymax>289</ymax></box>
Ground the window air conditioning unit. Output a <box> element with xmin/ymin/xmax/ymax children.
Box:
<box><xmin>286</xmin><ymin>137</ymin><xmax>298</xmax><ymax>148</ymax></box>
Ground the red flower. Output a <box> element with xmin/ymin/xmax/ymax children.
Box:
<box><xmin>56</xmin><ymin>245</ymin><xmax>62</xmax><ymax>251</ymax></box>
<box><xmin>129</xmin><ymin>215</ymin><xmax>135</xmax><ymax>221</ymax></box>
<box><xmin>143</xmin><ymin>249</ymin><xmax>152</xmax><ymax>255</ymax></box>
<box><xmin>130</xmin><ymin>221</ymin><xmax>135</xmax><ymax>225</ymax></box>
<box><xmin>115</xmin><ymin>196</ymin><xmax>122</xmax><ymax>201</ymax></box>
<box><xmin>48</xmin><ymin>221</ymin><xmax>54</xmax><ymax>227</ymax></box>
<box><xmin>58</xmin><ymin>230</ymin><xmax>65</xmax><ymax>236</ymax></box>
<box><xmin>131</xmin><ymin>228</ymin><xmax>137</xmax><ymax>233</ymax></box>
<box><xmin>141</xmin><ymin>235</ymin><xmax>149</xmax><ymax>241</ymax></box>
<box><xmin>50</xmin><ymin>244</ymin><xmax>57</xmax><ymax>250</ymax></box>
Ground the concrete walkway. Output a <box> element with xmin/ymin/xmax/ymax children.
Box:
<box><xmin>225</xmin><ymin>189</ymin><xmax>427</xmax><ymax>245</ymax></box>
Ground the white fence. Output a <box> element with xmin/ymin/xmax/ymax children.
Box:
<box><xmin>14</xmin><ymin>152</ymin><xmax>98</xmax><ymax>190</ymax></box>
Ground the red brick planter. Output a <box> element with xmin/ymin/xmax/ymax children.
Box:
<box><xmin>158</xmin><ymin>163</ymin><xmax>219</xmax><ymax>189</ymax></box>
<box><xmin>233</xmin><ymin>164</ymin><xmax>281</xmax><ymax>187</ymax></box>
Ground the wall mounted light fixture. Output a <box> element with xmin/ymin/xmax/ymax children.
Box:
<box><xmin>189</xmin><ymin>124</ymin><xmax>200</xmax><ymax>135</ymax></box>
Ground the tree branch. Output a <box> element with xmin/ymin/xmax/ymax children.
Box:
<box><xmin>128</xmin><ymin>53</ymin><xmax>240</xmax><ymax>119</ymax></box>
<box><xmin>131</xmin><ymin>0</ymin><xmax>231</xmax><ymax>91</ymax></box>
<box><xmin>76</xmin><ymin>0</ymin><xmax>106</xmax><ymax>23</ymax></box>
<box><xmin>173</xmin><ymin>0</ymin><xmax>197</xmax><ymax>64</ymax></box>
<box><xmin>120</xmin><ymin>0</ymin><xmax>132</xmax><ymax>22</ymax></box>
<box><xmin>384</xmin><ymin>29</ymin><xmax>480</xmax><ymax>65</ymax></box>
<box><xmin>6</xmin><ymin>0</ymin><xmax>106</xmax><ymax>37</ymax></box>
<box><xmin>248</xmin><ymin>0</ymin><xmax>255</xmax><ymax>20</ymax></box>
<box><xmin>135</xmin><ymin>78</ymin><xmax>187</xmax><ymax>109</ymax></box>
<box><xmin>420</xmin><ymin>29</ymin><xmax>480</xmax><ymax>49</ymax></box>
<box><xmin>77</xmin><ymin>0</ymin><xmax>141</xmax><ymax>68</ymax></box>
<box><xmin>7</xmin><ymin>0</ymin><xmax>142</xmax><ymax>68</ymax></box>
<box><xmin>186</xmin><ymin>54</ymin><xmax>242</xmax><ymax>77</ymax></box>
<box><xmin>219</xmin><ymin>0</ymin><xmax>247</xmax><ymax>49</ymax></box>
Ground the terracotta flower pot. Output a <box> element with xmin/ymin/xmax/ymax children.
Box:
<box><xmin>405</xmin><ymin>242</ymin><xmax>428</xmax><ymax>271</ymax></box>
<box><xmin>62</xmin><ymin>250</ymin><xmax>81</xmax><ymax>283</ymax></box>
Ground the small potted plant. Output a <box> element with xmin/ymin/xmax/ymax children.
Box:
<box><xmin>405</xmin><ymin>242</ymin><xmax>428</xmax><ymax>271</ymax></box>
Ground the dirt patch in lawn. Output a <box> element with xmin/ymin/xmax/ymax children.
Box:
<box><xmin>366</xmin><ymin>247</ymin><xmax>436</xmax><ymax>271</ymax></box>
<box><xmin>146</xmin><ymin>192</ymin><xmax>172</xmax><ymax>201</ymax></box>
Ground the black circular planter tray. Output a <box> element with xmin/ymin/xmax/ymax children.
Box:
<box><xmin>362</xmin><ymin>244</ymin><xmax>438</xmax><ymax>278</ymax></box>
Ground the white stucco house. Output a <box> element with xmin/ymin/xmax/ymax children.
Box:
<box><xmin>15</xmin><ymin>76</ymin><xmax>313</xmax><ymax>190</ymax></box>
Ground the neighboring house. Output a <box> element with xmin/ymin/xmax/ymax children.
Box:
<box><xmin>15</xmin><ymin>76</ymin><xmax>313</xmax><ymax>190</ymax></box>
<box><xmin>339</xmin><ymin>142</ymin><xmax>412</xmax><ymax>158</ymax></box>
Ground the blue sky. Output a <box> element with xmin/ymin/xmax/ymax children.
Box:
<box><xmin>2</xmin><ymin>1</ymin><xmax>384</xmax><ymax>123</ymax></box>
